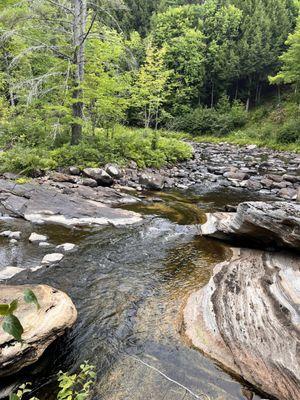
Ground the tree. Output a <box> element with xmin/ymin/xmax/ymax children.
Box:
<box><xmin>270</xmin><ymin>16</ymin><xmax>300</xmax><ymax>100</ymax></box>
<box><xmin>131</xmin><ymin>41</ymin><xmax>170</xmax><ymax>128</ymax></box>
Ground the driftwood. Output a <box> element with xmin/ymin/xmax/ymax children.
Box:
<box><xmin>0</xmin><ymin>284</ymin><xmax>77</xmax><ymax>377</ymax></box>
<box><xmin>184</xmin><ymin>248</ymin><xmax>300</xmax><ymax>400</ymax></box>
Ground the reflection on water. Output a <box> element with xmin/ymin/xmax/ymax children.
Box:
<box><xmin>1</xmin><ymin>188</ymin><xmax>265</xmax><ymax>400</ymax></box>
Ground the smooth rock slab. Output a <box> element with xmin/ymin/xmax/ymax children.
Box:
<box><xmin>184</xmin><ymin>248</ymin><xmax>300</xmax><ymax>400</ymax></box>
<box><xmin>201</xmin><ymin>201</ymin><xmax>300</xmax><ymax>250</ymax></box>
<box><xmin>0</xmin><ymin>284</ymin><xmax>77</xmax><ymax>377</ymax></box>
<box><xmin>0</xmin><ymin>179</ymin><xmax>142</xmax><ymax>227</ymax></box>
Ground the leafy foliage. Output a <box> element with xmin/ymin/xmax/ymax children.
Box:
<box><xmin>0</xmin><ymin>289</ymin><xmax>40</xmax><ymax>341</ymax></box>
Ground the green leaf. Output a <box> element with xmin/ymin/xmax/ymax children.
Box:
<box><xmin>2</xmin><ymin>314</ymin><xmax>24</xmax><ymax>341</ymax></box>
<box><xmin>0</xmin><ymin>304</ymin><xmax>10</xmax><ymax>316</ymax></box>
<box><xmin>23</xmin><ymin>289</ymin><xmax>40</xmax><ymax>310</ymax></box>
<box><xmin>9</xmin><ymin>300</ymin><xmax>18</xmax><ymax>314</ymax></box>
<box><xmin>9</xmin><ymin>394</ymin><xmax>19</xmax><ymax>400</ymax></box>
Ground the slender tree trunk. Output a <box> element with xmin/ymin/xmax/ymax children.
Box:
<box><xmin>235</xmin><ymin>80</ymin><xmax>239</xmax><ymax>100</ymax></box>
<box><xmin>210</xmin><ymin>81</ymin><xmax>214</xmax><ymax>108</ymax></box>
<box><xmin>71</xmin><ymin>0</ymin><xmax>87</xmax><ymax>145</ymax></box>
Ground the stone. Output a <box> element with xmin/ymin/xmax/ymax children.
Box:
<box><xmin>49</xmin><ymin>172</ymin><xmax>77</xmax><ymax>184</ymax></box>
<box><xmin>223</xmin><ymin>171</ymin><xmax>249</xmax><ymax>181</ymax></box>
<box><xmin>240</xmin><ymin>179</ymin><xmax>262</xmax><ymax>191</ymax></box>
<box><xmin>184</xmin><ymin>248</ymin><xmax>300</xmax><ymax>400</ymax></box>
<box><xmin>81</xmin><ymin>178</ymin><xmax>98</xmax><ymax>187</ymax></box>
<box><xmin>0</xmin><ymin>266</ymin><xmax>25</xmax><ymax>281</ymax></box>
<box><xmin>0</xmin><ymin>231</ymin><xmax>21</xmax><ymax>240</ymax></box>
<box><xmin>83</xmin><ymin>168</ymin><xmax>114</xmax><ymax>186</ymax></box>
<box><xmin>3</xmin><ymin>173</ymin><xmax>20</xmax><ymax>180</ymax></box>
<box><xmin>29</xmin><ymin>233</ymin><xmax>48</xmax><ymax>243</ymax></box>
<box><xmin>9</xmin><ymin>239</ymin><xmax>18</xmax><ymax>245</ymax></box>
<box><xmin>139</xmin><ymin>173</ymin><xmax>165</xmax><ymax>190</ymax></box>
<box><xmin>0</xmin><ymin>179</ymin><xmax>142</xmax><ymax>227</ymax></box>
<box><xmin>105</xmin><ymin>164</ymin><xmax>123</xmax><ymax>179</ymax></box>
<box><xmin>283</xmin><ymin>174</ymin><xmax>300</xmax><ymax>184</ymax></box>
<box><xmin>56</xmin><ymin>243</ymin><xmax>76</xmax><ymax>252</ymax></box>
<box><xmin>68</xmin><ymin>166</ymin><xmax>80</xmax><ymax>176</ymax></box>
<box><xmin>0</xmin><ymin>284</ymin><xmax>77</xmax><ymax>377</ymax></box>
<box><xmin>201</xmin><ymin>201</ymin><xmax>300</xmax><ymax>250</ymax></box>
<box><xmin>297</xmin><ymin>187</ymin><xmax>300</xmax><ymax>203</ymax></box>
<box><xmin>278</xmin><ymin>187</ymin><xmax>297</xmax><ymax>200</ymax></box>
<box><xmin>265</xmin><ymin>174</ymin><xmax>283</xmax><ymax>182</ymax></box>
<box><xmin>41</xmin><ymin>253</ymin><xmax>64</xmax><ymax>264</ymax></box>
<box><xmin>39</xmin><ymin>242</ymin><xmax>51</xmax><ymax>248</ymax></box>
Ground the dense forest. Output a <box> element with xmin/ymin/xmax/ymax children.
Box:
<box><xmin>0</xmin><ymin>0</ymin><xmax>299</xmax><ymax>174</ymax></box>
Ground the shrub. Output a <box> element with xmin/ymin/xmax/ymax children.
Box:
<box><xmin>276</xmin><ymin>118</ymin><xmax>300</xmax><ymax>144</ymax></box>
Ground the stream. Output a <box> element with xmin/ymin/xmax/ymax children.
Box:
<box><xmin>0</xmin><ymin>187</ymin><xmax>270</xmax><ymax>400</ymax></box>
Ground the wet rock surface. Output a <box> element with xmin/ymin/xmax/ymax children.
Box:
<box><xmin>0</xmin><ymin>284</ymin><xmax>77</xmax><ymax>377</ymax></box>
<box><xmin>201</xmin><ymin>201</ymin><xmax>300</xmax><ymax>249</ymax></box>
<box><xmin>184</xmin><ymin>248</ymin><xmax>300</xmax><ymax>400</ymax></box>
<box><xmin>0</xmin><ymin>179</ymin><xmax>142</xmax><ymax>227</ymax></box>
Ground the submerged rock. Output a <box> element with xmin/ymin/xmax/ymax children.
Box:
<box><xmin>201</xmin><ymin>201</ymin><xmax>300</xmax><ymax>250</ymax></box>
<box><xmin>0</xmin><ymin>284</ymin><xmax>77</xmax><ymax>377</ymax></box>
<box><xmin>184</xmin><ymin>248</ymin><xmax>300</xmax><ymax>400</ymax></box>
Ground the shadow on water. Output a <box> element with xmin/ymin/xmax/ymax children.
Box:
<box><xmin>0</xmin><ymin>188</ymin><xmax>268</xmax><ymax>400</ymax></box>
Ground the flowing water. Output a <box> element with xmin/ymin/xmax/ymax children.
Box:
<box><xmin>0</xmin><ymin>187</ymin><xmax>269</xmax><ymax>400</ymax></box>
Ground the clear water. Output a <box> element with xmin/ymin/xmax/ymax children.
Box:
<box><xmin>0</xmin><ymin>187</ymin><xmax>268</xmax><ymax>400</ymax></box>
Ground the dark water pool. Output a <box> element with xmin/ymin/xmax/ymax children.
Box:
<box><xmin>0</xmin><ymin>187</ymin><xmax>268</xmax><ymax>400</ymax></box>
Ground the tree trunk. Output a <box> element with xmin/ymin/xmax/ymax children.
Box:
<box><xmin>210</xmin><ymin>81</ymin><xmax>214</xmax><ymax>108</ymax></box>
<box><xmin>71</xmin><ymin>0</ymin><xmax>87</xmax><ymax>145</ymax></box>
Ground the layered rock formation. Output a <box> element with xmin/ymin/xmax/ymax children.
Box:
<box><xmin>0</xmin><ymin>284</ymin><xmax>77</xmax><ymax>377</ymax></box>
<box><xmin>184</xmin><ymin>248</ymin><xmax>300</xmax><ymax>400</ymax></box>
<box><xmin>201</xmin><ymin>201</ymin><xmax>300</xmax><ymax>249</ymax></box>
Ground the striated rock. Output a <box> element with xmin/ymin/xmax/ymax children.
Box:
<box><xmin>201</xmin><ymin>201</ymin><xmax>300</xmax><ymax>250</ymax></box>
<box><xmin>184</xmin><ymin>248</ymin><xmax>300</xmax><ymax>400</ymax></box>
<box><xmin>0</xmin><ymin>284</ymin><xmax>77</xmax><ymax>377</ymax></box>
<box><xmin>83</xmin><ymin>168</ymin><xmax>113</xmax><ymax>186</ymax></box>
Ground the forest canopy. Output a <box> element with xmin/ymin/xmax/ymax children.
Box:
<box><xmin>0</xmin><ymin>0</ymin><xmax>299</xmax><ymax>173</ymax></box>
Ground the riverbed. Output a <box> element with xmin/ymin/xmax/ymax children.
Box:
<box><xmin>0</xmin><ymin>187</ymin><xmax>271</xmax><ymax>400</ymax></box>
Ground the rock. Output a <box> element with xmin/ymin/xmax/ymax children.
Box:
<box><xmin>41</xmin><ymin>253</ymin><xmax>64</xmax><ymax>264</ymax></box>
<box><xmin>0</xmin><ymin>284</ymin><xmax>77</xmax><ymax>377</ymax></box>
<box><xmin>3</xmin><ymin>173</ymin><xmax>20</xmax><ymax>180</ymax></box>
<box><xmin>0</xmin><ymin>231</ymin><xmax>21</xmax><ymax>240</ymax></box>
<box><xmin>241</xmin><ymin>179</ymin><xmax>262</xmax><ymax>191</ymax></box>
<box><xmin>56</xmin><ymin>243</ymin><xmax>76</xmax><ymax>252</ymax></box>
<box><xmin>184</xmin><ymin>248</ymin><xmax>300</xmax><ymax>400</ymax></box>
<box><xmin>139</xmin><ymin>173</ymin><xmax>165</xmax><ymax>190</ymax></box>
<box><xmin>247</xmin><ymin>144</ymin><xmax>257</xmax><ymax>150</ymax></box>
<box><xmin>297</xmin><ymin>187</ymin><xmax>300</xmax><ymax>203</ymax></box>
<box><xmin>0</xmin><ymin>179</ymin><xmax>142</xmax><ymax>227</ymax></box>
<box><xmin>49</xmin><ymin>172</ymin><xmax>77</xmax><ymax>184</ymax></box>
<box><xmin>278</xmin><ymin>187</ymin><xmax>297</xmax><ymax>200</ymax></box>
<box><xmin>201</xmin><ymin>201</ymin><xmax>300</xmax><ymax>250</ymax></box>
<box><xmin>105</xmin><ymin>164</ymin><xmax>123</xmax><ymax>179</ymax></box>
<box><xmin>0</xmin><ymin>266</ymin><xmax>25</xmax><ymax>280</ymax></box>
<box><xmin>283</xmin><ymin>174</ymin><xmax>300</xmax><ymax>184</ymax></box>
<box><xmin>68</xmin><ymin>166</ymin><xmax>80</xmax><ymax>176</ymax></box>
<box><xmin>39</xmin><ymin>242</ymin><xmax>51</xmax><ymax>248</ymax></box>
<box><xmin>29</xmin><ymin>233</ymin><xmax>48</xmax><ymax>243</ymax></box>
<box><xmin>81</xmin><ymin>177</ymin><xmax>98</xmax><ymax>187</ymax></box>
<box><xmin>83</xmin><ymin>168</ymin><xmax>114</xmax><ymax>186</ymax></box>
<box><xmin>9</xmin><ymin>239</ymin><xmax>18</xmax><ymax>245</ymax></box>
<box><xmin>223</xmin><ymin>171</ymin><xmax>249</xmax><ymax>181</ymax></box>
<box><xmin>265</xmin><ymin>174</ymin><xmax>283</xmax><ymax>183</ymax></box>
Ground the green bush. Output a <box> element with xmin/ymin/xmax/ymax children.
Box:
<box><xmin>0</xmin><ymin>146</ymin><xmax>57</xmax><ymax>176</ymax></box>
<box><xmin>276</xmin><ymin>118</ymin><xmax>300</xmax><ymax>144</ymax></box>
<box><xmin>0</xmin><ymin>126</ymin><xmax>193</xmax><ymax>174</ymax></box>
<box><xmin>177</xmin><ymin>98</ymin><xmax>247</xmax><ymax>136</ymax></box>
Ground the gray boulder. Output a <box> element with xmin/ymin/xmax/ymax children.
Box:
<box><xmin>105</xmin><ymin>164</ymin><xmax>123</xmax><ymax>179</ymax></box>
<box><xmin>139</xmin><ymin>173</ymin><xmax>165</xmax><ymax>190</ymax></box>
<box><xmin>83</xmin><ymin>168</ymin><xmax>113</xmax><ymax>186</ymax></box>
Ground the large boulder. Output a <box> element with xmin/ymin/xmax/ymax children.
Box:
<box><xmin>0</xmin><ymin>284</ymin><xmax>77</xmax><ymax>377</ymax></box>
<box><xmin>83</xmin><ymin>168</ymin><xmax>113</xmax><ymax>186</ymax></box>
<box><xmin>201</xmin><ymin>201</ymin><xmax>300</xmax><ymax>250</ymax></box>
<box><xmin>184</xmin><ymin>248</ymin><xmax>300</xmax><ymax>400</ymax></box>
